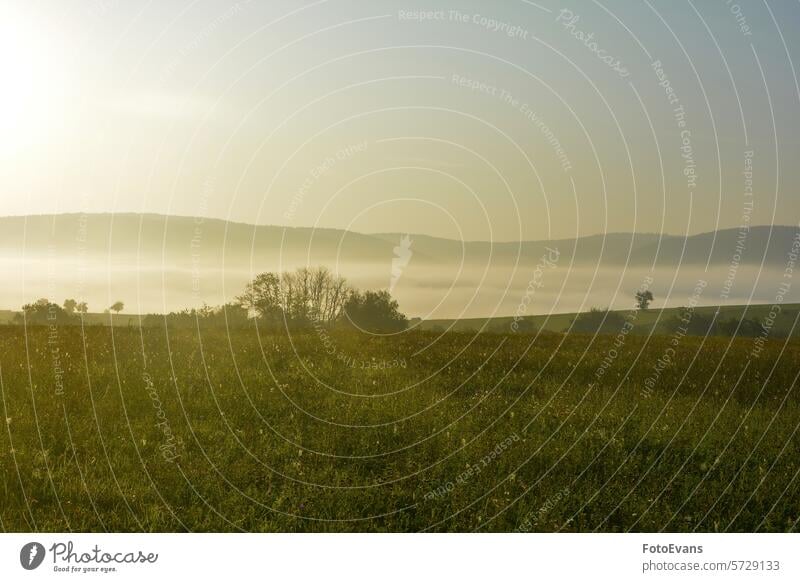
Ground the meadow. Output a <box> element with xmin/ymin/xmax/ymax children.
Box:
<box><xmin>1</xmin><ymin>324</ymin><xmax>798</xmax><ymax>532</ymax></box>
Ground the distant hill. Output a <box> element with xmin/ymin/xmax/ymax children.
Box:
<box><xmin>1</xmin><ymin>213</ymin><xmax>796</xmax><ymax>267</ymax></box>
<box><xmin>0</xmin><ymin>213</ymin><xmax>395</xmax><ymax>266</ymax></box>
<box><xmin>370</xmin><ymin>226</ymin><xmax>799</xmax><ymax>267</ymax></box>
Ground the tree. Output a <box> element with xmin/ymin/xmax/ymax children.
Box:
<box><xmin>110</xmin><ymin>301</ymin><xmax>125</xmax><ymax>314</ymax></box>
<box><xmin>343</xmin><ymin>289</ymin><xmax>407</xmax><ymax>333</ymax></box>
<box><xmin>76</xmin><ymin>302</ymin><xmax>89</xmax><ymax>314</ymax></box>
<box><xmin>635</xmin><ymin>290</ymin><xmax>654</xmax><ymax>310</ymax></box>
<box><xmin>14</xmin><ymin>299</ymin><xmax>76</xmax><ymax>326</ymax></box>
<box><xmin>63</xmin><ymin>299</ymin><xmax>77</xmax><ymax>314</ymax></box>
<box><xmin>238</xmin><ymin>272</ymin><xmax>282</xmax><ymax>322</ymax></box>
<box><xmin>238</xmin><ymin>267</ymin><xmax>351</xmax><ymax>329</ymax></box>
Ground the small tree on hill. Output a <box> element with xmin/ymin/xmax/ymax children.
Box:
<box><xmin>635</xmin><ymin>290</ymin><xmax>654</xmax><ymax>310</ymax></box>
<box><xmin>110</xmin><ymin>301</ymin><xmax>125</xmax><ymax>314</ymax></box>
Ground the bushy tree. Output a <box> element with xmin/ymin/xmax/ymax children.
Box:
<box><xmin>342</xmin><ymin>290</ymin><xmax>407</xmax><ymax>333</ymax></box>
<box><xmin>110</xmin><ymin>301</ymin><xmax>125</xmax><ymax>314</ymax></box>
<box><xmin>238</xmin><ymin>272</ymin><xmax>282</xmax><ymax>324</ymax></box>
<box><xmin>14</xmin><ymin>299</ymin><xmax>77</xmax><ymax>326</ymax></box>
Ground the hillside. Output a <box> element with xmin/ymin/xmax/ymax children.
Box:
<box><xmin>421</xmin><ymin>303</ymin><xmax>800</xmax><ymax>337</ymax></box>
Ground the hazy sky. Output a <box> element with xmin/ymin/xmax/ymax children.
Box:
<box><xmin>2</xmin><ymin>0</ymin><xmax>799</xmax><ymax>241</ymax></box>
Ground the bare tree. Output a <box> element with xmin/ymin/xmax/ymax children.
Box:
<box><xmin>239</xmin><ymin>267</ymin><xmax>351</xmax><ymax>328</ymax></box>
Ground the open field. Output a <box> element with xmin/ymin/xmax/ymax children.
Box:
<box><xmin>1</xmin><ymin>325</ymin><xmax>799</xmax><ymax>532</ymax></box>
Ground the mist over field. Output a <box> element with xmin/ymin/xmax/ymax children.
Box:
<box><xmin>4</xmin><ymin>0</ymin><xmax>800</xmax><ymax>549</ymax></box>
<box><xmin>0</xmin><ymin>214</ymin><xmax>797</xmax><ymax>318</ymax></box>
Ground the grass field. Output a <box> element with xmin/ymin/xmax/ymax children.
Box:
<box><xmin>1</xmin><ymin>325</ymin><xmax>799</xmax><ymax>532</ymax></box>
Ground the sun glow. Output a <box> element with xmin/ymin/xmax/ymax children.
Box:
<box><xmin>0</xmin><ymin>13</ymin><xmax>69</xmax><ymax>155</ymax></box>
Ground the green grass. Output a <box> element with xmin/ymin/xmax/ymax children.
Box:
<box><xmin>1</xmin><ymin>325</ymin><xmax>798</xmax><ymax>532</ymax></box>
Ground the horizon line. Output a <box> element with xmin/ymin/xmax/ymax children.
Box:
<box><xmin>0</xmin><ymin>211</ymin><xmax>797</xmax><ymax>246</ymax></box>
<box><xmin>2</xmin><ymin>300</ymin><xmax>797</xmax><ymax>324</ymax></box>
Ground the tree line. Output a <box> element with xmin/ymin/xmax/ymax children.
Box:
<box><xmin>145</xmin><ymin>267</ymin><xmax>406</xmax><ymax>332</ymax></box>
<box><xmin>10</xmin><ymin>267</ymin><xmax>408</xmax><ymax>333</ymax></box>
<box><xmin>235</xmin><ymin>266</ymin><xmax>407</xmax><ymax>332</ymax></box>
<box><xmin>12</xmin><ymin>298</ymin><xmax>124</xmax><ymax>326</ymax></box>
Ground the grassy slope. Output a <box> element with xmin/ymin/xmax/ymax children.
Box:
<box><xmin>1</xmin><ymin>326</ymin><xmax>797</xmax><ymax>532</ymax></box>
<box><xmin>420</xmin><ymin>303</ymin><xmax>800</xmax><ymax>334</ymax></box>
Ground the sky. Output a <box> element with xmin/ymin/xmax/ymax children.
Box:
<box><xmin>2</xmin><ymin>0</ymin><xmax>800</xmax><ymax>242</ymax></box>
